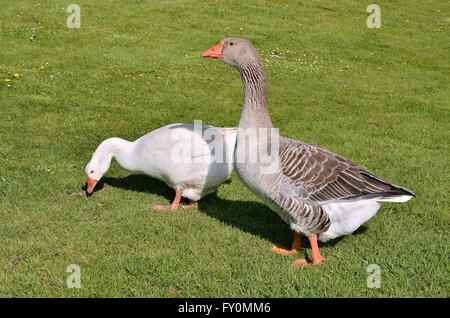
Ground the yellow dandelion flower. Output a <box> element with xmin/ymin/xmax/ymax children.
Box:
<box><xmin>402</xmin><ymin>62</ymin><xmax>407</xmax><ymax>65</ymax></box>
<box><xmin>103</xmin><ymin>53</ymin><xmax>108</xmax><ymax>57</ymax></box>
<box><xmin>369</xmin><ymin>52</ymin><xmax>374</xmax><ymax>55</ymax></box>
<box><xmin>40</xmin><ymin>66</ymin><xmax>44</xmax><ymax>70</ymax></box>
<box><xmin>285</xmin><ymin>4</ymin><xmax>288</xmax><ymax>7</ymax></box>
<box><xmin>321</xmin><ymin>13</ymin><xmax>326</xmax><ymax>16</ymax></box>
<box><xmin>157</xmin><ymin>76</ymin><xmax>162</xmax><ymax>80</ymax></box>
<box><xmin>138</xmin><ymin>74</ymin><xmax>143</xmax><ymax>78</ymax></box>
<box><xmin>13</xmin><ymin>73</ymin><xmax>20</xmax><ymax>78</ymax></box>
<box><xmin>5</xmin><ymin>79</ymin><xmax>11</xmax><ymax>82</ymax></box>
<box><xmin>132</xmin><ymin>77</ymin><xmax>137</xmax><ymax>80</ymax></box>
<box><xmin>436</xmin><ymin>9</ymin><xmax>440</xmax><ymax>13</ymax></box>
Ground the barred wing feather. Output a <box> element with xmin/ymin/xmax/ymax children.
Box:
<box><xmin>278</xmin><ymin>137</ymin><xmax>414</xmax><ymax>204</ymax></box>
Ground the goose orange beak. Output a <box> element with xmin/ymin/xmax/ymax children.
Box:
<box><xmin>201</xmin><ymin>42</ymin><xmax>223</xmax><ymax>59</ymax></box>
<box><xmin>86</xmin><ymin>176</ymin><xmax>98</xmax><ymax>194</ymax></box>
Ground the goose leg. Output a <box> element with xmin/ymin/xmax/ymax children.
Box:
<box><xmin>292</xmin><ymin>234</ymin><xmax>326</xmax><ymax>266</ymax></box>
<box><xmin>271</xmin><ymin>232</ymin><xmax>301</xmax><ymax>255</ymax></box>
<box><xmin>153</xmin><ymin>190</ymin><xmax>183</xmax><ymax>211</ymax></box>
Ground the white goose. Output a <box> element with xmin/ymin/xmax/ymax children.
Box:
<box><xmin>85</xmin><ymin>123</ymin><xmax>237</xmax><ymax>210</ymax></box>
<box><xmin>202</xmin><ymin>38</ymin><xmax>414</xmax><ymax>265</ymax></box>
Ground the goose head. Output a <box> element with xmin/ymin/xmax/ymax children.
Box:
<box><xmin>201</xmin><ymin>38</ymin><xmax>260</xmax><ymax>69</ymax></box>
<box><xmin>85</xmin><ymin>150</ymin><xmax>112</xmax><ymax>194</ymax></box>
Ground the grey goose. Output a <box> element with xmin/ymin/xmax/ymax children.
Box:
<box><xmin>201</xmin><ymin>38</ymin><xmax>414</xmax><ymax>266</ymax></box>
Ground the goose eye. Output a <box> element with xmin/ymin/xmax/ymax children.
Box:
<box><xmin>90</xmin><ymin>170</ymin><xmax>94</xmax><ymax>174</ymax></box>
<box><xmin>229</xmin><ymin>42</ymin><xmax>235</xmax><ymax>46</ymax></box>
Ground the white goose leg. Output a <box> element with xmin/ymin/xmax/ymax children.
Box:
<box><xmin>153</xmin><ymin>190</ymin><xmax>183</xmax><ymax>211</ymax></box>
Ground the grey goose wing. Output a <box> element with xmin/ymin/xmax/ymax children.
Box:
<box><xmin>278</xmin><ymin>137</ymin><xmax>415</xmax><ymax>203</ymax></box>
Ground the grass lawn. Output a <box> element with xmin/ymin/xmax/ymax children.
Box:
<box><xmin>0</xmin><ymin>0</ymin><xmax>448</xmax><ymax>297</ymax></box>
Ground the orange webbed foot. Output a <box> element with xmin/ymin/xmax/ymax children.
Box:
<box><xmin>292</xmin><ymin>256</ymin><xmax>326</xmax><ymax>266</ymax></box>
<box><xmin>272</xmin><ymin>232</ymin><xmax>301</xmax><ymax>256</ymax></box>
<box><xmin>292</xmin><ymin>234</ymin><xmax>326</xmax><ymax>266</ymax></box>
<box><xmin>271</xmin><ymin>243</ymin><xmax>298</xmax><ymax>255</ymax></box>
<box><xmin>182</xmin><ymin>200</ymin><xmax>197</xmax><ymax>209</ymax></box>
<box><xmin>153</xmin><ymin>190</ymin><xmax>183</xmax><ymax>211</ymax></box>
<box><xmin>153</xmin><ymin>205</ymin><xmax>177</xmax><ymax>211</ymax></box>
<box><xmin>292</xmin><ymin>259</ymin><xmax>311</xmax><ymax>266</ymax></box>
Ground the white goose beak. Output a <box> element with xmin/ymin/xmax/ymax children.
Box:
<box><xmin>86</xmin><ymin>176</ymin><xmax>98</xmax><ymax>194</ymax></box>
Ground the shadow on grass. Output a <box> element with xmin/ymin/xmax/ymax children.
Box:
<box><xmin>103</xmin><ymin>174</ymin><xmax>174</xmax><ymax>202</ymax></box>
<box><xmin>87</xmin><ymin>174</ymin><xmax>365</xmax><ymax>249</ymax></box>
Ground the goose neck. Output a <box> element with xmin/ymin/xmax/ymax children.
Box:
<box><xmin>239</xmin><ymin>59</ymin><xmax>273</xmax><ymax>128</ymax></box>
<box><xmin>99</xmin><ymin>137</ymin><xmax>137</xmax><ymax>172</ymax></box>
